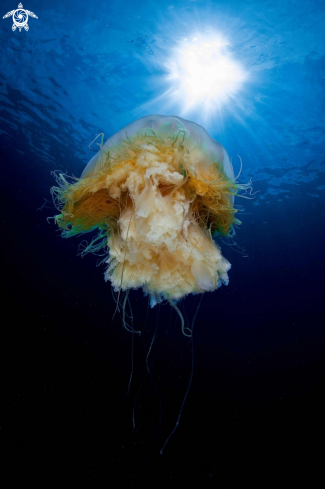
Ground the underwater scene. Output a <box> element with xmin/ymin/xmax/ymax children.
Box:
<box><xmin>1</xmin><ymin>0</ymin><xmax>324</xmax><ymax>487</ymax></box>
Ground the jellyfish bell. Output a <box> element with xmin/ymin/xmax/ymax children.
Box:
<box><xmin>52</xmin><ymin>115</ymin><xmax>242</xmax><ymax>321</ymax></box>
<box><xmin>82</xmin><ymin>115</ymin><xmax>234</xmax><ymax>187</ymax></box>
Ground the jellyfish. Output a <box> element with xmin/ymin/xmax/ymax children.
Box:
<box><xmin>50</xmin><ymin>115</ymin><xmax>252</xmax><ymax>452</ymax></box>
<box><xmin>51</xmin><ymin>115</ymin><xmax>246</xmax><ymax>333</ymax></box>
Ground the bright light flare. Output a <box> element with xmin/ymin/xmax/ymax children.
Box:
<box><xmin>165</xmin><ymin>36</ymin><xmax>247</xmax><ymax>115</ymax></box>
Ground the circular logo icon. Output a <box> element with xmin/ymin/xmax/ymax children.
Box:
<box><xmin>3</xmin><ymin>4</ymin><xmax>38</xmax><ymax>33</ymax></box>
<box><xmin>13</xmin><ymin>9</ymin><xmax>28</xmax><ymax>29</ymax></box>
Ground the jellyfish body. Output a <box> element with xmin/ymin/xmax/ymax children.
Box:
<box><xmin>53</xmin><ymin>115</ymin><xmax>241</xmax><ymax>307</ymax></box>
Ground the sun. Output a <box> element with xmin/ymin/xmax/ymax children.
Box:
<box><xmin>163</xmin><ymin>34</ymin><xmax>247</xmax><ymax>118</ymax></box>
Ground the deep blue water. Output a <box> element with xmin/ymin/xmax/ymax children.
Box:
<box><xmin>1</xmin><ymin>0</ymin><xmax>325</xmax><ymax>487</ymax></box>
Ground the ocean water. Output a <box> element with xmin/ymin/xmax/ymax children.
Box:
<box><xmin>1</xmin><ymin>0</ymin><xmax>324</xmax><ymax>487</ymax></box>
